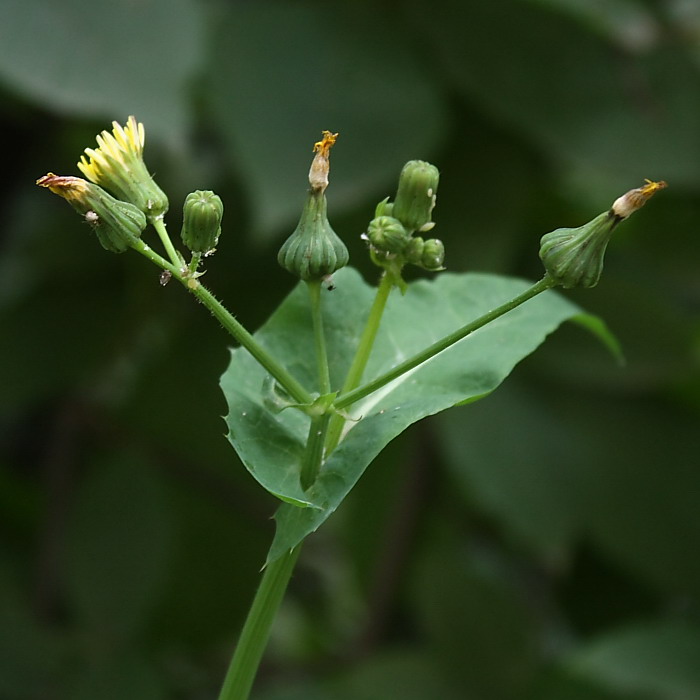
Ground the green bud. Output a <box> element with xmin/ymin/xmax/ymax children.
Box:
<box><xmin>392</xmin><ymin>160</ymin><xmax>439</xmax><ymax>233</ymax></box>
<box><xmin>36</xmin><ymin>173</ymin><xmax>146</xmax><ymax>253</ymax></box>
<box><xmin>181</xmin><ymin>190</ymin><xmax>223</xmax><ymax>254</ymax></box>
<box><xmin>404</xmin><ymin>236</ymin><xmax>425</xmax><ymax>265</ymax></box>
<box><xmin>420</xmin><ymin>238</ymin><xmax>445</xmax><ymax>271</ymax></box>
<box><xmin>278</xmin><ymin>190</ymin><xmax>349</xmax><ymax>281</ymax></box>
<box><xmin>366</xmin><ymin>216</ymin><xmax>410</xmax><ymax>254</ymax></box>
<box><xmin>539</xmin><ymin>212</ymin><xmax>616</xmax><ymax>288</ymax></box>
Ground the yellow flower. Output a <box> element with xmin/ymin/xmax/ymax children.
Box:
<box><xmin>77</xmin><ymin>116</ymin><xmax>168</xmax><ymax>221</ymax></box>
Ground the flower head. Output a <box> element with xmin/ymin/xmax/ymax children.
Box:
<box><xmin>77</xmin><ymin>116</ymin><xmax>168</xmax><ymax>221</ymax></box>
<box><xmin>37</xmin><ymin>172</ymin><xmax>147</xmax><ymax>253</ymax></box>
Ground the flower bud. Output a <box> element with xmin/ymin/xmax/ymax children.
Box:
<box><xmin>181</xmin><ymin>190</ymin><xmax>223</xmax><ymax>254</ymax></box>
<box><xmin>420</xmin><ymin>238</ymin><xmax>445</xmax><ymax>271</ymax></box>
<box><xmin>366</xmin><ymin>216</ymin><xmax>410</xmax><ymax>254</ymax></box>
<box><xmin>278</xmin><ymin>190</ymin><xmax>349</xmax><ymax>281</ymax></box>
<box><xmin>404</xmin><ymin>236</ymin><xmax>425</xmax><ymax>265</ymax></box>
<box><xmin>539</xmin><ymin>179</ymin><xmax>666</xmax><ymax>289</ymax></box>
<box><xmin>36</xmin><ymin>173</ymin><xmax>146</xmax><ymax>253</ymax></box>
<box><xmin>392</xmin><ymin>160</ymin><xmax>439</xmax><ymax>233</ymax></box>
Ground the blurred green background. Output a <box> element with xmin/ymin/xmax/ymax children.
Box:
<box><xmin>1</xmin><ymin>0</ymin><xmax>700</xmax><ymax>698</ymax></box>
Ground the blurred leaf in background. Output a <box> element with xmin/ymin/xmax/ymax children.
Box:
<box><xmin>1</xmin><ymin>0</ymin><xmax>699</xmax><ymax>698</ymax></box>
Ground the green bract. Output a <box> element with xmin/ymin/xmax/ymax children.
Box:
<box><xmin>539</xmin><ymin>211</ymin><xmax>616</xmax><ymax>289</ymax></box>
<box><xmin>277</xmin><ymin>190</ymin><xmax>349</xmax><ymax>281</ymax></box>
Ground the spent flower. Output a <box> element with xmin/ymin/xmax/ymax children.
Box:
<box><xmin>540</xmin><ymin>179</ymin><xmax>667</xmax><ymax>288</ymax></box>
<box><xmin>36</xmin><ymin>173</ymin><xmax>146</xmax><ymax>253</ymax></box>
<box><xmin>278</xmin><ymin>131</ymin><xmax>349</xmax><ymax>281</ymax></box>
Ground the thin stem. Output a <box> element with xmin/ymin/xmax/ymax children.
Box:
<box><xmin>129</xmin><ymin>237</ymin><xmax>313</xmax><ymax>406</ymax></box>
<box><xmin>217</xmin><ymin>546</ymin><xmax>301</xmax><ymax>700</ymax></box>
<box><xmin>151</xmin><ymin>216</ymin><xmax>183</xmax><ymax>269</ymax></box>
<box><xmin>325</xmin><ymin>271</ymin><xmax>394</xmax><ymax>451</ymax></box>
<box><xmin>307</xmin><ymin>280</ymin><xmax>331</xmax><ymax>394</ymax></box>
<box><xmin>188</xmin><ymin>251</ymin><xmax>202</xmax><ymax>276</ymax></box>
<box><xmin>335</xmin><ymin>276</ymin><xmax>557</xmax><ymax>411</ymax></box>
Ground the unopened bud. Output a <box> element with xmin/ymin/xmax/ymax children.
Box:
<box><xmin>367</xmin><ymin>216</ymin><xmax>410</xmax><ymax>254</ymax></box>
<box><xmin>392</xmin><ymin>160</ymin><xmax>439</xmax><ymax>233</ymax></box>
<box><xmin>181</xmin><ymin>190</ymin><xmax>223</xmax><ymax>254</ymax></box>
<box><xmin>404</xmin><ymin>236</ymin><xmax>425</xmax><ymax>265</ymax></box>
<box><xmin>36</xmin><ymin>173</ymin><xmax>146</xmax><ymax>253</ymax></box>
<box><xmin>420</xmin><ymin>238</ymin><xmax>445</xmax><ymax>271</ymax></box>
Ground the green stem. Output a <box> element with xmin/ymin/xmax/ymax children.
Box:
<box><xmin>217</xmin><ymin>546</ymin><xmax>301</xmax><ymax>700</ymax></box>
<box><xmin>299</xmin><ymin>281</ymin><xmax>333</xmax><ymax>489</ymax></box>
<box><xmin>129</xmin><ymin>237</ymin><xmax>313</xmax><ymax>406</ymax></box>
<box><xmin>307</xmin><ymin>280</ymin><xmax>331</xmax><ymax>394</ymax></box>
<box><xmin>300</xmin><ymin>413</ymin><xmax>331</xmax><ymax>491</ymax></box>
<box><xmin>151</xmin><ymin>216</ymin><xmax>183</xmax><ymax>269</ymax></box>
<box><xmin>335</xmin><ymin>276</ymin><xmax>557</xmax><ymax>411</ymax></box>
<box><xmin>325</xmin><ymin>271</ymin><xmax>393</xmax><ymax>451</ymax></box>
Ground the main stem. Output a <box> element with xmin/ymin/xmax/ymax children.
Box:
<box><xmin>299</xmin><ymin>281</ymin><xmax>333</xmax><ymax>490</ymax></box>
<box><xmin>325</xmin><ymin>271</ymin><xmax>394</xmax><ymax>452</ymax></box>
<box><xmin>217</xmin><ymin>546</ymin><xmax>301</xmax><ymax>700</ymax></box>
<box><xmin>129</xmin><ymin>237</ymin><xmax>312</xmax><ymax>406</ymax></box>
<box><xmin>335</xmin><ymin>275</ymin><xmax>557</xmax><ymax>411</ymax></box>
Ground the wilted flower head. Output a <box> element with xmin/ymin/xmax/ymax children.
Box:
<box><xmin>539</xmin><ymin>179</ymin><xmax>667</xmax><ymax>288</ymax></box>
<box><xmin>308</xmin><ymin>130</ymin><xmax>338</xmax><ymax>193</ymax></box>
<box><xmin>37</xmin><ymin>172</ymin><xmax>147</xmax><ymax>253</ymax></box>
<box><xmin>78</xmin><ymin>116</ymin><xmax>168</xmax><ymax>221</ymax></box>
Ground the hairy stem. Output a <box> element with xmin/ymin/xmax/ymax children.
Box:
<box><xmin>129</xmin><ymin>237</ymin><xmax>312</xmax><ymax>405</ymax></box>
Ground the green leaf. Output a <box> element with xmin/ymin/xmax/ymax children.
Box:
<box><xmin>207</xmin><ymin>4</ymin><xmax>448</xmax><ymax>239</ymax></box>
<box><xmin>220</xmin><ymin>267</ymin><xmax>589</xmax><ymax>562</ymax></box>
<box><xmin>567</xmin><ymin>621</ymin><xmax>700</xmax><ymax>700</ymax></box>
<box><xmin>0</xmin><ymin>0</ymin><xmax>204</xmax><ymax>143</ymax></box>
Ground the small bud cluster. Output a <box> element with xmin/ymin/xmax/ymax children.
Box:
<box><xmin>364</xmin><ymin>160</ymin><xmax>444</xmax><ymax>276</ymax></box>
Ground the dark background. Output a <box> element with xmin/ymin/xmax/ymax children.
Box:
<box><xmin>1</xmin><ymin>1</ymin><xmax>699</xmax><ymax>698</ymax></box>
